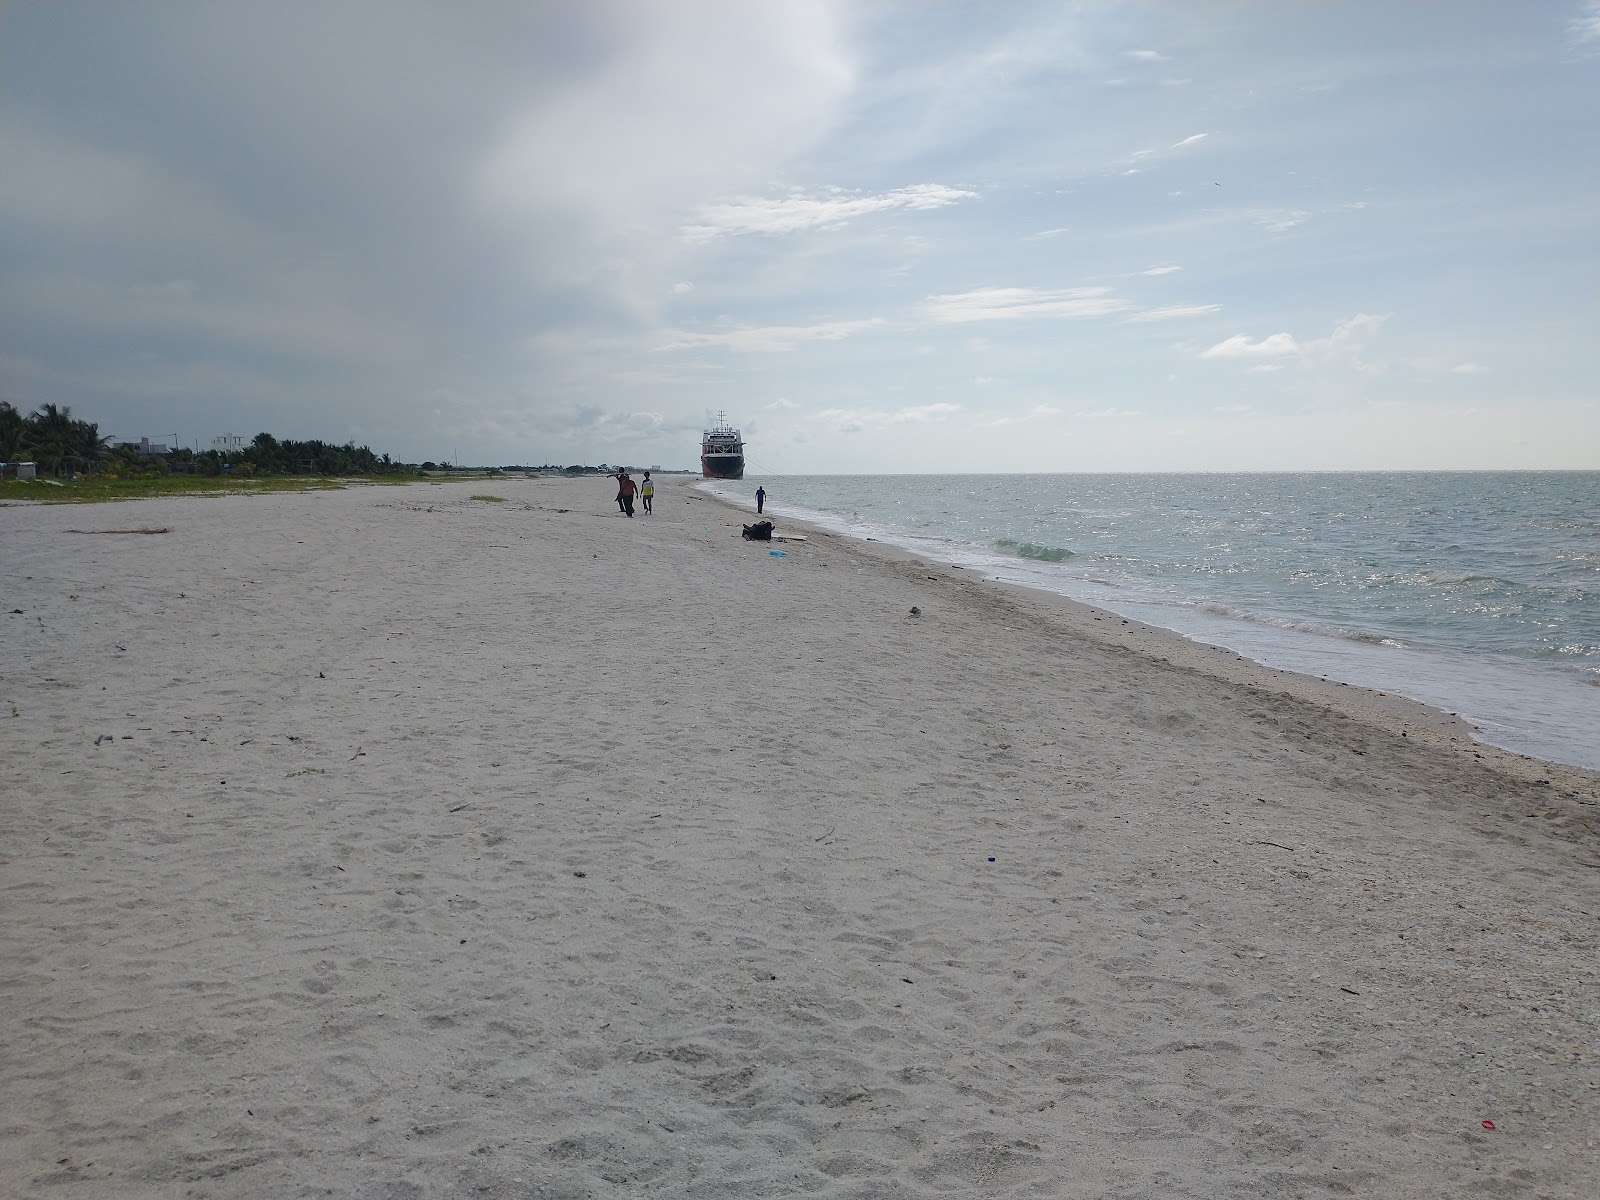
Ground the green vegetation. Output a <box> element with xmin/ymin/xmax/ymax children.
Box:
<box><xmin>0</xmin><ymin>474</ymin><xmax>362</xmax><ymax>504</ymax></box>
<box><xmin>469</xmin><ymin>493</ymin><xmax>506</xmax><ymax>502</ymax></box>
<box><xmin>1</xmin><ymin>401</ymin><xmax>433</xmax><ymax>502</ymax></box>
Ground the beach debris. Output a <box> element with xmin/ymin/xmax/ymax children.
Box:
<box><xmin>573</xmin><ymin>871</ymin><xmax>587</xmax><ymax>878</ymax></box>
<box><xmin>94</xmin><ymin>734</ymin><xmax>112</xmax><ymax>745</ymax></box>
<box><xmin>909</xmin><ymin>606</ymin><xmax>921</xmax><ymax>617</ymax></box>
<box><xmin>987</xmin><ymin>856</ymin><xmax>996</xmax><ymax>862</ymax></box>
<box><xmin>448</xmin><ymin>803</ymin><xmax>470</xmax><ymax>813</ymax></box>
<box><xmin>1481</xmin><ymin>1120</ymin><xmax>1496</xmax><ymax>1130</ymax></box>
<box><xmin>1340</xmin><ymin>987</ymin><xmax>1360</xmax><ymax>996</ymax></box>
<box><xmin>769</xmin><ymin>549</ymin><xmax>785</xmax><ymax>556</ymax></box>
<box><xmin>349</xmin><ymin>747</ymin><xmax>365</xmax><ymax>760</ymax></box>
<box><xmin>318</xmin><ymin>671</ymin><xmax>325</xmax><ymax>678</ymax></box>
<box><xmin>813</xmin><ymin>825</ymin><xmax>835</xmax><ymax>842</ymax></box>
<box><xmin>65</xmin><ymin>527</ymin><xmax>170</xmax><ymax>535</ymax></box>
<box><xmin>1254</xmin><ymin>840</ymin><xmax>1296</xmax><ymax>851</ymax></box>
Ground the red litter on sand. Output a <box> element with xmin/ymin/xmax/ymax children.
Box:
<box><xmin>1481</xmin><ymin>1120</ymin><xmax>1496</xmax><ymax>1131</ymax></box>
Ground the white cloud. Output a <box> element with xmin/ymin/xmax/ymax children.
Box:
<box><xmin>1202</xmin><ymin>314</ymin><xmax>1388</xmax><ymax>368</ymax></box>
<box><xmin>1031</xmin><ymin>404</ymin><xmax>1061</xmax><ymax>416</ymax></box>
<box><xmin>1073</xmin><ymin>406</ymin><xmax>1143</xmax><ymax>419</ymax></box>
<box><xmin>923</xmin><ymin>286</ymin><xmax>1130</xmax><ymax>322</ymax></box>
<box><xmin>766</xmin><ymin>396</ymin><xmax>798</xmax><ymax>409</ymax></box>
<box><xmin>1128</xmin><ymin>49</ymin><xmax>1167</xmax><ymax>61</ymax></box>
<box><xmin>815</xmin><ymin>402</ymin><xmax>959</xmax><ymax>432</ymax></box>
<box><xmin>671</xmin><ymin>281</ymin><xmax>694</xmax><ymax>294</ymax></box>
<box><xmin>1171</xmin><ymin>132</ymin><xmax>1208</xmax><ymax>148</ymax></box>
<box><xmin>1451</xmin><ymin>362</ymin><xmax>1486</xmax><ymax>374</ymax></box>
<box><xmin>1248</xmin><ymin>364</ymin><xmax>1284</xmax><ymax>373</ymax></box>
<box><xmin>683</xmin><ymin>183</ymin><xmax>977</xmax><ymax>241</ymax></box>
<box><xmin>1142</xmin><ymin>266</ymin><xmax>1181</xmax><ymax>276</ymax></box>
<box><xmin>1127</xmin><ymin>303</ymin><xmax>1222</xmax><ymax>322</ymax></box>
<box><xmin>1572</xmin><ymin>1</ymin><xmax>1600</xmax><ymax>47</ymax></box>
<box><xmin>1201</xmin><ymin>332</ymin><xmax>1302</xmax><ymax>358</ymax></box>
<box><xmin>1254</xmin><ymin>209</ymin><xmax>1313</xmax><ymax>233</ymax></box>
<box><xmin>656</xmin><ymin>318</ymin><xmax>885</xmax><ymax>352</ymax></box>
<box><xmin>1031</xmin><ymin>227</ymin><xmax>1071</xmax><ymax>239</ymax></box>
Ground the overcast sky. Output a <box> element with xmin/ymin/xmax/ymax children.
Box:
<box><xmin>3</xmin><ymin>1</ymin><xmax>1597</xmax><ymax>472</ymax></box>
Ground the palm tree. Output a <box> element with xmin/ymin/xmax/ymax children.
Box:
<box><xmin>24</xmin><ymin>404</ymin><xmax>77</xmax><ymax>473</ymax></box>
<box><xmin>69</xmin><ymin>419</ymin><xmax>113</xmax><ymax>473</ymax></box>
<box><xmin>0</xmin><ymin>402</ymin><xmax>24</xmax><ymax>460</ymax></box>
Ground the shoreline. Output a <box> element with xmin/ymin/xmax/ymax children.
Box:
<box><xmin>3</xmin><ymin>475</ymin><xmax>1596</xmax><ymax>1197</ymax></box>
<box><xmin>698</xmin><ymin>478</ymin><xmax>1595</xmax><ymax>775</ymax></box>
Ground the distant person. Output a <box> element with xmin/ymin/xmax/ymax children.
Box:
<box><xmin>640</xmin><ymin>472</ymin><xmax>654</xmax><ymax>514</ymax></box>
<box><xmin>616</xmin><ymin>471</ymin><xmax>637</xmax><ymax>517</ymax></box>
<box><xmin>755</xmin><ymin>485</ymin><xmax>766</xmax><ymax>514</ymax></box>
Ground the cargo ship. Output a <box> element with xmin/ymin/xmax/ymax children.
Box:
<box><xmin>700</xmin><ymin>413</ymin><xmax>745</xmax><ymax>479</ymax></box>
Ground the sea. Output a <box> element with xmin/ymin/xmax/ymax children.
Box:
<box><xmin>701</xmin><ymin>472</ymin><xmax>1599</xmax><ymax>771</ymax></box>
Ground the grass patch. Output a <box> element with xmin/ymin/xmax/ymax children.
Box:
<box><xmin>469</xmin><ymin>494</ymin><xmax>506</xmax><ymax>503</ymax></box>
<box><xmin>0</xmin><ymin>475</ymin><xmax>413</xmax><ymax>505</ymax></box>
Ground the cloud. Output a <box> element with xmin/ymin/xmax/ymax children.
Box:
<box><xmin>1142</xmin><ymin>266</ymin><xmax>1181</xmax><ymax>276</ymax></box>
<box><xmin>1201</xmin><ymin>332</ymin><xmax>1302</xmax><ymax>359</ymax></box>
<box><xmin>1451</xmin><ymin>362</ymin><xmax>1486</xmax><ymax>374</ymax></box>
<box><xmin>815</xmin><ymin>402</ymin><xmax>959</xmax><ymax>432</ymax></box>
<box><xmin>766</xmin><ymin>396</ymin><xmax>799</xmax><ymax>409</ymax></box>
<box><xmin>683</xmin><ymin>183</ymin><xmax>977</xmax><ymax>241</ymax></box>
<box><xmin>1073</xmin><ymin>406</ymin><xmax>1143</xmax><ymax>419</ymax></box>
<box><xmin>1254</xmin><ymin>209</ymin><xmax>1313</xmax><ymax>233</ymax></box>
<box><xmin>656</xmin><ymin>318</ymin><xmax>885</xmax><ymax>352</ymax></box>
<box><xmin>1127</xmin><ymin>49</ymin><xmax>1167</xmax><ymax>61</ymax></box>
<box><xmin>1171</xmin><ymin>132</ymin><xmax>1208</xmax><ymax>148</ymax></box>
<box><xmin>1572</xmin><ymin>1</ymin><xmax>1600</xmax><ymax>48</ymax></box>
<box><xmin>671</xmin><ymin>281</ymin><xmax>694</xmax><ymax>294</ymax></box>
<box><xmin>923</xmin><ymin>286</ymin><xmax>1130</xmax><ymax>322</ymax></box>
<box><xmin>1127</xmin><ymin>303</ymin><xmax>1221</xmax><ymax>322</ymax></box>
<box><xmin>1201</xmin><ymin>314</ymin><xmax>1388</xmax><ymax>367</ymax></box>
<box><xmin>1212</xmin><ymin>404</ymin><xmax>1252</xmax><ymax>413</ymax></box>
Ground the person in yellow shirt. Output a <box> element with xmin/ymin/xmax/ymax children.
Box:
<box><xmin>640</xmin><ymin>472</ymin><xmax>655</xmax><ymax>514</ymax></box>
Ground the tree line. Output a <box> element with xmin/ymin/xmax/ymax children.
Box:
<box><xmin>0</xmin><ymin>403</ymin><xmax>415</xmax><ymax>477</ymax></box>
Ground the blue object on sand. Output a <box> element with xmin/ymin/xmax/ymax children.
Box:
<box><xmin>987</xmin><ymin>857</ymin><xmax>996</xmax><ymax>862</ymax></box>
<box><xmin>769</xmin><ymin>549</ymin><xmax>786</xmax><ymax>556</ymax></box>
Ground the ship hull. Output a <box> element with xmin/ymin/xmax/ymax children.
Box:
<box><xmin>702</xmin><ymin>454</ymin><xmax>745</xmax><ymax>480</ymax></box>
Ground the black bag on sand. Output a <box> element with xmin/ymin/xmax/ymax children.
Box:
<box><xmin>742</xmin><ymin>520</ymin><xmax>774</xmax><ymax>541</ymax></box>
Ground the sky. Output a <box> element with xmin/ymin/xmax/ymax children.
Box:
<box><xmin>2</xmin><ymin>1</ymin><xmax>1597</xmax><ymax>473</ymax></box>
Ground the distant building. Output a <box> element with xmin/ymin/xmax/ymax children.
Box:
<box><xmin>115</xmin><ymin>437</ymin><xmax>170</xmax><ymax>458</ymax></box>
<box><xmin>211</xmin><ymin>434</ymin><xmax>247</xmax><ymax>453</ymax></box>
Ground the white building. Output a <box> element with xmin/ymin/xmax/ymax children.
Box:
<box><xmin>211</xmin><ymin>434</ymin><xmax>248</xmax><ymax>453</ymax></box>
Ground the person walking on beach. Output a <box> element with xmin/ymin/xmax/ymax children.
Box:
<box><xmin>615</xmin><ymin>470</ymin><xmax>637</xmax><ymax>517</ymax></box>
<box><xmin>640</xmin><ymin>472</ymin><xmax>654</xmax><ymax>515</ymax></box>
<box><xmin>755</xmin><ymin>485</ymin><xmax>766</xmax><ymax>514</ymax></box>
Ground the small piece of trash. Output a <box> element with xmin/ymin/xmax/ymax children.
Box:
<box><xmin>1481</xmin><ymin>1119</ymin><xmax>1496</xmax><ymax>1130</ymax></box>
<box><xmin>987</xmin><ymin>856</ymin><xmax>996</xmax><ymax>862</ymax></box>
<box><xmin>769</xmin><ymin>549</ymin><xmax>786</xmax><ymax>557</ymax></box>
<box><xmin>909</xmin><ymin>606</ymin><xmax>921</xmax><ymax>617</ymax></box>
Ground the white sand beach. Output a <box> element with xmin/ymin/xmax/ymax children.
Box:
<box><xmin>2</xmin><ymin>475</ymin><xmax>1596</xmax><ymax>1199</ymax></box>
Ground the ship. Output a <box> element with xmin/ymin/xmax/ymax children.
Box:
<box><xmin>700</xmin><ymin>412</ymin><xmax>745</xmax><ymax>479</ymax></box>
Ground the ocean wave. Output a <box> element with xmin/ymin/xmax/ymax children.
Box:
<box><xmin>995</xmin><ymin>539</ymin><xmax>1074</xmax><ymax>562</ymax></box>
<box><xmin>1192</xmin><ymin>601</ymin><xmax>1402</xmax><ymax>647</ymax></box>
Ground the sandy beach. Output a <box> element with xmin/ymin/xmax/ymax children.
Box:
<box><xmin>2</xmin><ymin>474</ymin><xmax>1596</xmax><ymax>1199</ymax></box>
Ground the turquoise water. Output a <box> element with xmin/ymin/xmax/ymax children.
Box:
<box><xmin>704</xmin><ymin>472</ymin><xmax>1599</xmax><ymax>770</ymax></box>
